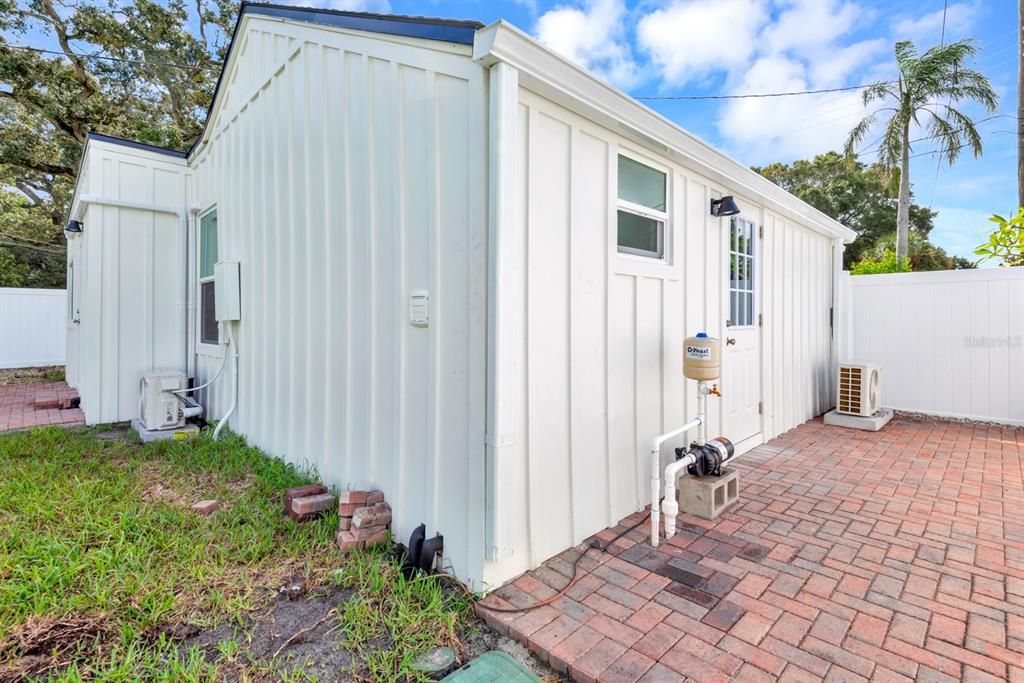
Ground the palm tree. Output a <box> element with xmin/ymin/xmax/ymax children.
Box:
<box><xmin>845</xmin><ymin>39</ymin><xmax>998</xmax><ymax>263</ymax></box>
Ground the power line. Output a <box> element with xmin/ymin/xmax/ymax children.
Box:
<box><xmin>855</xmin><ymin>114</ymin><xmax>1020</xmax><ymax>157</ymax></box>
<box><xmin>928</xmin><ymin>0</ymin><xmax>951</xmax><ymax>209</ymax></box>
<box><xmin>0</xmin><ymin>240</ymin><xmax>64</xmax><ymax>254</ymax></box>
<box><xmin>0</xmin><ymin>230</ymin><xmax>63</xmax><ymax>247</ymax></box>
<box><xmin>1</xmin><ymin>44</ymin><xmax>222</xmax><ymax>72</ymax></box>
<box><xmin>634</xmin><ymin>81</ymin><xmax>896</xmax><ymax>101</ymax></box>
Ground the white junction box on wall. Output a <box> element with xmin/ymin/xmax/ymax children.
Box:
<box><xmin>215</xmin><ymin>261</ymin><xmax>241</xmax><ymax>321</ymax></box>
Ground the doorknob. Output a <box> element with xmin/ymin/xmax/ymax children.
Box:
<box><xmin>726</xmin><ymin>337</ymin><xmax>736</xmax><ymax>345</ymax></box>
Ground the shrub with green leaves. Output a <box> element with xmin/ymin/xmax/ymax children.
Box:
<box><xmin>975</xmin><ymin>209</ymin><xmax>1024</xmax><ymax>267</ymax></box>
<box><xmin>850</xmin><ymin>249</ymin><xmax>912</xmax><ymax>275</ymax></box>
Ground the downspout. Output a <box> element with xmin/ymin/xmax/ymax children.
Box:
<box><xmin>483</xmin><ymin>61</ymin><xmax>520</xmax><ymax>562</ymax></box>
<box><xmin>75</xmin><ymin>195</ymin><xmax>190</xmax><ymax>376</ymax></box>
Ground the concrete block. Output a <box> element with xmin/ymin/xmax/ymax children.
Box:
<box><xmin>677</xmin><ymin>466</ymin><xmax>740</xmax><ymax>520</ymax></box>
<box><xmin>823</xmin><ymin>408</ymin><xmax>893</xmax><ymax>431</ymax></box>
<box><xmin>131</xmin><ymin>419</ymin><xmax>200</xmax><ymax>443</ymax></box>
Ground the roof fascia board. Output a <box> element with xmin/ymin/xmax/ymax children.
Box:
<box><xmin>88</xmin><ymin>133</ymin><xmax>188</xmax><ymax>161</ymax></box>
<box><xmin>473</xmin><ymin>21</ymin><xmax>857</xmax><ymax>243</ymax></box>
<box><xmin>70</xmin><ymin>135</ymin><xmax>188</xmax><ymax>221</ymax></box>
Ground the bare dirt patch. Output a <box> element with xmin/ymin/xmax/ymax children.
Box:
<box><xmin>184</xmin><ymin>584</ymin><xmax>357</xmax><ymax>682</ymax></box>
<box><xmin>0</xmin><ymin>613</ymin><xmax>110</xmax><ymax>682</ymax></box>
<box><xmin>0</xmin><ymin>366</ymin><xmax>64</xmax><ymax>386</ymax></box>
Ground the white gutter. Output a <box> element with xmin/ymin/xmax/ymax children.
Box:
<box><xmin>75</xmin><ymin>195</ymin><xmax>190</xmax><ymax>377</ymax></box>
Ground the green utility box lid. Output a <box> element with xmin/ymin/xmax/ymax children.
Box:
<box><xmin>441</xmin><ymin>651</ymin><xmax>541</xmax><ymax>682</ymax></box>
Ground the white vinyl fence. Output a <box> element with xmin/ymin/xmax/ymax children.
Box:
<box><xmin>0</xmin><ymin>288</ymin><xmax>67</xmax><ymax>369</ymax></box>
<box><xmin>836</xmin><ymin>268</ymin><xmax>1024</xmax><ymax>426</ymax></box>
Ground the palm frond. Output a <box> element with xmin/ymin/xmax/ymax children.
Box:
<box><xmin>844</xmin><ymin>113</ymin><xmax>877</xmax><ymax>157</ymax></box>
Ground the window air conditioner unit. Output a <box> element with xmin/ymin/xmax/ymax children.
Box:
<box><xmin>836</xmin><ymin>363</ymin><xmax>881</xmax><ymax>417</ymax></box>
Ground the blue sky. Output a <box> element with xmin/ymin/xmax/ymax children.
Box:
<box><xmin>15</xmin><ymin>0</ymin><xmax>1019</xmax><ymax>259</ymax></box>
<box><xmin>363</xmin><ymin>0</ymin><xmax>1017</xmax><ymax>261</ymax></box>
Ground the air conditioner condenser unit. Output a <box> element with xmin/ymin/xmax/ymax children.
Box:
<box><xmin>140</xmin><ymin>371</ymin><xmax>196</xmax><ymax>431</ymax></box>
<box><xmin>836</xmin><ymin>363</ymin><xmax>881</xmax><ymax>416</ymax></box>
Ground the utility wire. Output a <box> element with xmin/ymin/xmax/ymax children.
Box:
<box><xmin>0</xmin><ymin>231</ymin><xmax>63</xmax><ymax>247</ymax></box>
<box><xmin>929</xmin><ymin>0</ymin><xmax>951</xmax><ymax>209</ymax></box>
<box><xmin>0</xmin><ymin>240</ymin><xmax>64</xmax><ymax>254</ymax></box>
<box><xmin>1</xmin><ymin>44</ymin><xmax>222</xmax><ymax>71</ymax></box>
<box><xmin>634</xmin><ymin>81</ymin><xmax>896</xmax><ymax>101</ymax></box>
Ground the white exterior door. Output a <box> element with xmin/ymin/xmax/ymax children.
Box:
<box><xmin>724</xmin><ymin>216</ymin><xmax>762</xmax><ymax>444</ymax></box>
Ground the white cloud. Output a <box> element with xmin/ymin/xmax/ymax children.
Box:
<box><xmin>810</xmin><ymin>39</ymin><xmax>887</xmax><ymax>86</ymax></box>
<box><xmin>717</xmin><ymin>56</ymin><xmax>873</xmax><ymax>164</ymax></box>
<box><xmin>892</xmin><ymin>2</ymin><xmax>976</xmax><ymax>43</ymax></box>
<box><xmin>534</xmin><ymin>0</ymin><xmax>642</xmax><ymax>89</ymax></box>
<box><xmin>636</xmin><ymin>0</ymin><xmax>768</xmax><ymax>86</ymax></box>
<box><xmin>698</xmin><ymin>0</ymin><xmax>885</xmax><ymax>163</ymax></box>
<box><xmin>763</xmin><ymin>0</ymin><xmax>862</xmax><ymax>55</ymax></box>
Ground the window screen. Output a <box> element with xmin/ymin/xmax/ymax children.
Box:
<box><xmin>200</xmin><ymin>211</ymin><xmax>218</xmax><ymax>279</ymax></box>
<box><xmin>617</xmin><ymin>155</ymin><xmax>667</xmax><ymax>259</ymax></box>
<box><xmin>729</xmin><ymin>217</ymin><xmax>755</xmax><ymax>327</ymax></box>
<box><xmin>201</xmin><ymin>280</ymin><xmax>218</xmax><ymax>344</ymax></box>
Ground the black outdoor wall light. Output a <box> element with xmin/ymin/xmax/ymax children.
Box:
<box><xmin>710</xmin><ymin>196</ymin><xmax>741</xmax><ymax>217</ymax></box>
<box><xmin>64</xmin><ymin>220</ymin><xmax>83</xmax><ymax>238</ymax></box>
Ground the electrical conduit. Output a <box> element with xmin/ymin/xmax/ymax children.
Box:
<box><xmin>212</xmin><ymin>321</ymin><xmax>238</xmax><ymax>440</ymax></box>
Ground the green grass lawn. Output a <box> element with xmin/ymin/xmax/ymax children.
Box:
<box><xmin>0</xmin><ymin>426</ymin><xmax>474</xmax><ymax>682</ymax></box>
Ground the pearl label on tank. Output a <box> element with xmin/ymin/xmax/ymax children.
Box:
<box><xmin>686</xmin><ymin>345</ymin><xmax>710</xmax><ymax>359</ymax></box>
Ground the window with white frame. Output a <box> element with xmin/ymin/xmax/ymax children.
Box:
<box><xmin>617</xmin><ymin>154</ymin><xmax>667</xmax><ymax>259</ymax></box>
<box><xmin>199</xmin><ymin>209</ymin><xmax>218</xmax><ymax>345</ymax></box>
<box><xmin>728</xmin><ymin>217</ymin><xmax>756</xmax><ymax>327</ymax></box>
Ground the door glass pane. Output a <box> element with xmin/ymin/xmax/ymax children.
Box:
<box><xmin>618</xmin><ymin>156</ymin><xmax>666</xmax><ymax>211</ymax></box>
<box><xmin>729</xmin><ymin>218</ymin><xmax>756</xmax><ymax>326</ymax></box>
<box><xmin>200</xmin><ymin>211</ymin><xmax>218</xmax><ymax>279</ymax></box>
<box><xmin>618</xmin><ymin>210</ymin><xmax>663</xmax><ymax>257</ymax></box>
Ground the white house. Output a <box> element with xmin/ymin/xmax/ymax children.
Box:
<box><xmin>65</xmin><ymin>3</ymin><xmax>855</xmax><ymax>588</ymax></box>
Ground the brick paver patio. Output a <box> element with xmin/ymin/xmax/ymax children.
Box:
<box><xmin>478</xmin><ymin>415</ymin><xmax>1023</xmax><ymax>682</ymax></box>
<box><xmin>0</xmin><ymin>381</ymin><xmax>83</xmax><ymax>432</ymax></box>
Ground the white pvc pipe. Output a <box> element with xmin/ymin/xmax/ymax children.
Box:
<box><xmin>661</xmin><ymin>453</ymin><xmax>696</xmax><ymax>539</ymax></box>
<box><xmin>648</xmin><ymin>415</ymin><xmax>702</xmax><ymax>547</ymax></box>
<box><xmin>650</xmin><ymin>380</ymin><xmax>713</xmax><ymax>547</ymax></box>
<box><xmin>212</xmin><ymin>322</ymin><xmax>238</xmax><ymax>440</ymax></box>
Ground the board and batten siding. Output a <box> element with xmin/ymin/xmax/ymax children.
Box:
<box><xmin>66</xmin><ymin>142</ymin><xmax>189</xmax><ymax>424</ymax></box>
<box><xmin>483</xmin><ymin>89</ymin><xmax>836</xmax><ymax>584</ymax></box>
<box><xmin>191</xmin><ymin>17</ymin><xmax>489</xmax><ymax>583</ymax></box>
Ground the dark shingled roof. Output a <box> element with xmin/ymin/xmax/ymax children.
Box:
<box><xmin>87</xmin><ymin>132</ymin><xmax>189</xmax><ymax>159</ymax></box>
<box><xmin>245</xmin><ymin>2</ymin><xmax>484</xmax><ymax>45</ymax></box>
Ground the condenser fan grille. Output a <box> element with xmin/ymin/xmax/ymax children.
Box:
<box><xmin>837</xmin><ymin>363</ymin><xmax>880</xmax><ymax>416</ymax></box>
<box><xmin>838</xmin><ymin>366</ymin><xmax>861</xmax><ymax>413</ymax></box>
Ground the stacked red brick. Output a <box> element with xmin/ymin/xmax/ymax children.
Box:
<box><xmin>283</xmin><ymin>483</ymin><xmax>336</xmax><ymax>522</ymax></box>
<box><xmin>337</xmin><ymin>489</ymin><xmax>391</xmax><ymax>551</ymax></box>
